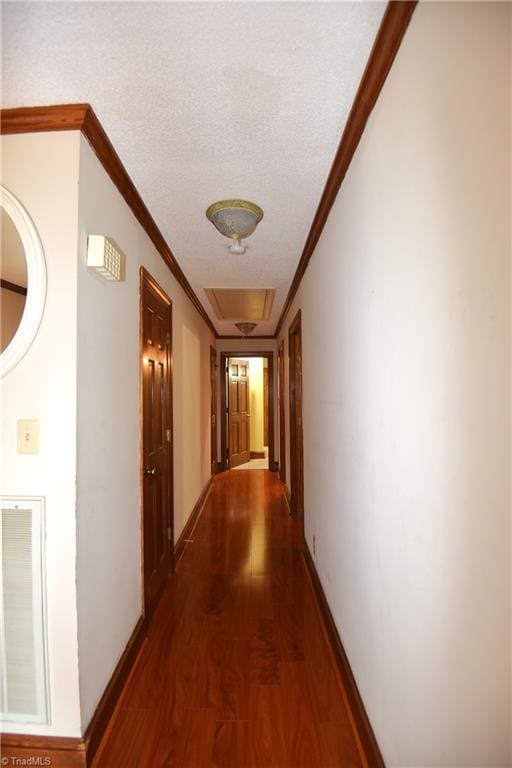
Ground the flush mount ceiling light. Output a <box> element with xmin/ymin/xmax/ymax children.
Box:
<box><xmin>235</xmin><ymin>322</ymin><xmax>257</xmax><ymax>336</ymax></box>
<box><xmin>206</xmin><ymin>200</ymin><xmax>263</xmax><ymax>255</ymax></box>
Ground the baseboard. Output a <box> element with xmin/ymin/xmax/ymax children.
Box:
<box><xmin>1</xmin><ymin>606</ymin><xmax>147</xmax><ymax>767</ymax></box>
<box><xmin>250</xmin><ymin>450</ymin><xmax>266</xmax><ymax>459</ymax></box>
<box><xmin>3</xmin><ymin>483</ymin><xmax>383</xmax><ymax>768</ymax></box>
<box><xmin>302</xmin><ymin>544</ymin><xmax>385</xmax><ymax>768</ymax></box>
<box><xmin>174</xmin><ymin>476</ymin><xmax>214</xmax><ymax>565</ymax></box>
<box><xmin>83</xmin><ymin>614</ymin><xmax>146</xmax><ymax>764</ymax></box>
<box><xmin>1</xmin><ymin>483</ymin><xmax>217</xmax><ymax>768</ymax></box>
<box><xmin>0</xmin><ymin>734</ymin><xmax>87</xmax><ymax>766</ymax></box>
<box><xmin>283</xmin><ymin>484</ymin><xmax>291</xmax><ymax>513</ymax></box>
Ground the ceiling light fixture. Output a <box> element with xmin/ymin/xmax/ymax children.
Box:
<box><xmin>206</xmin><ymin>199</ymin><xmax>263</xmax><ymax>255</ymax></box>
<box><xmin>235</xmin><ymin>322</ymin><xmax>257</xmax><ymax>337</ymax></box>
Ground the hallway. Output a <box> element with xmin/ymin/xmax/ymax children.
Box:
<box><xmin>94</xmin><ymin>470</ymin><xmax>362</xmax><ymax>767</ymax></box>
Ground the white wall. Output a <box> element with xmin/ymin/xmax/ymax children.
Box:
<box><xmin>216</xmin><ymin>338</ymin><xmax>277</xmax><ymax>355</ymax></box>
<box><xmin>1</xmin><ymin>132</ymin><xmax>82</xmax><ymax>736</ymax></box>
<box><xmin>76</xmin><ymin>135</ymin><xmax>215</xmax><ymax>728</ymax></box>
<box><xmin>278</xmin><ymin>3</ymin><xmax>511</xmax><ymax>765</ymax></box>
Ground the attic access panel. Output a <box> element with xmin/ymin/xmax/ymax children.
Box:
<box><xmin>204</xmin><ymin>288</ymin><xmax>275</xmax><ymax>321</ymax></box>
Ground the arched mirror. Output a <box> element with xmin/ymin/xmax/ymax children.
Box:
<box><xmin>1</xmin><ymin>186</ymin><xmax>46</xmax><ymax>378</ymax></box>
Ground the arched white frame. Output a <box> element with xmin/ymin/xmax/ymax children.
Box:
<box><xmin>0</xmin><ymin>186</ymin><xmax>47</xmax><ymax>378</ymax></box>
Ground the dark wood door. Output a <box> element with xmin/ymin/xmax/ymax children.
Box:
<box><xmin>289</xmin><ymin>311</ymin><xmax>304</xmax><ymax>532</ymax></box>
<box><xmin>228</xmin><ymin>358</ymin><xmax>250</xmax><ymax>468</ymax></box>
<box><xmin>141</xmin><ymin>268</ymin><xmax>173</xmax><ymax>619</ymax></box>
<box><xmin>278</xmin><ymin>339</ymin><xmax>286</xmax><ymax>483</ymax></box>
<box><xmin>210</xmin><ymin>346</ymin><xmax>218</xmax><ymax>475</ymax></box>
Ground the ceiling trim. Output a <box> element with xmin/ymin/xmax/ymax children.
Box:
<box><xmin>0</xmin><ymin>103</ymin><xmax>218</xmax><ymax>337</ymax></box>
<box><xmin>275</xmin><ymin>0</ymin><xmax>418</xmax><ymax>337</ymax></box>
<box><xmin>1</xmin><ymin>1</ymin><xmax>416</xmax><ymax>344</ymax></box>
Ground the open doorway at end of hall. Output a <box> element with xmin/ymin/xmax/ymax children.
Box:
<box><xmin>222</xmin><ymin>354</ymin><xmax>272</xmax><ymax>470</ymax></box>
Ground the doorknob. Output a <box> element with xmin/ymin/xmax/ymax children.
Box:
<box><xmin>144</xmin><ymin>467</ymin><xmax>156</xmax><ymax>476</ymax></box>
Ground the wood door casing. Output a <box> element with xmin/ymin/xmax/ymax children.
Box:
<box><xmin>278</xmin><ymin>339</ymin><xmax>286</xmax><ymax>483</ymax></box>
<box><xmin>228</xmin><ymin>358</ymin><xmax>251</xmax><ymax>468</ymax></box>
<box><xmin>288</xmin><ymin>310</ymin><xmax>304</xmax><ymax>534</ymax></box>
<box><xmin>220</xmin><ymin>352</ymin><xmax>276</xmax><ymax>472</ymax></box>
<box><xmin>140</xmin><ymin>268</ymin><xmax>173</xmax><ymax>620</ymax></box>
<box><xmin>210</xmin><ymin>346</ymin><xmax>218</xmax><ymax>474</ymax></box>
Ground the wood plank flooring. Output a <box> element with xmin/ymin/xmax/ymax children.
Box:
<box><xmin>94</xmin><ymin>470</ymin><xmax>363</xmax><ymax>768</ymax></box>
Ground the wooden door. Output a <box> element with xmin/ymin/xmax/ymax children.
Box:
<box><xmin>278</xmin><ymin>339</ymin><xmax>286</xmax><ymax>483</ymax></box>
<box><xmin>288</xmin><ymin>311</ymin><xmax>304</xmax><ymax>531</ymax></box>
<box><xmin>210</xmin><ymin>346</ymin><xmax>218</xmax><ymax>475</ymax></box>
<box><xmin>141</xmin><ymin>268</ymin><xmax>173</xmax><ymax>620</ymax></box>
<box><xmin>228</xmin><ymin>358</ymin><xmax>250</xmax><ymax>468</ymax></box>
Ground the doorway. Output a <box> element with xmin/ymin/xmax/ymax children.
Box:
<box><xmin>140</xmin><ymin>268</ymin><xmax>173</xmax><ymax>620</ymax></box>
<box><xmin>278</xmin><ymin>339</ymin><xmax>286</xmax><ymax>483</ymax></box>
<box><xmin>288</xmin><ymin>310</ymin><xmax>304</xmax><ymax>535</ymax></box>
<box><xmin>220</xmin><ymin>352</ymin><xmax>276</xmax><ymax>471</ymax></box>
<box><xmin>210</xmin><ymin>346</ymin><xmax>218</xmax><ymax>474</ymax></box>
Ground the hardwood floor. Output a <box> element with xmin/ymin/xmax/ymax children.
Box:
<box><xmin>94</xmin><ymin>470</ymin><xmax>363</xmax><ymax>768</ymax></box>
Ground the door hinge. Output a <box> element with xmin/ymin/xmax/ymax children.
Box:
<box><xmin>166</xmin><ymin>331</ymin><xmax>171</xmax><ymax>346</ymax></box>
<box><xmin>166</xmin><ymin>428</ymin><xmax>172</xmax><ymax>442</ymax></box>
<box><xmin>167</xmin><ymin>527</ymin><xmax>172</xmax><ymax>542</ymax></box>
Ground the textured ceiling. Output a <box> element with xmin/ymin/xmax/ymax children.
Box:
<box><xmin>1</xmin><ymin>1</ymin><xmax>385</xmax><ymax>335</ymax></box>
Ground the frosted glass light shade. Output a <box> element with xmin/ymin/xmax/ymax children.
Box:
<box><xmin>235</xmin><ymin>322</ymin><xmax>257</xmax><ymax>336</ymax></box>
<box><xmin>206</xmin><ymin>200</ymin><xmax>263</xmax><ymax>241</ymax></box>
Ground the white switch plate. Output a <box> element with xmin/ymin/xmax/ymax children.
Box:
<box><xmin>17</xmin><ymin>419</ymin><xmax>39</xmax><ymax>454</ymax></box>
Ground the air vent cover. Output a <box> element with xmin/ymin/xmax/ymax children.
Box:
<box><xmin>0</xmin><ymin>498</ymin><xmax>49</xmax><ymax>723</ymax></box>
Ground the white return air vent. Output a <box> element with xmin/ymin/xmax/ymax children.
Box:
<box><xmin>0</xmin><ymin>497</ymin><xmax>50</xmax><ymax>724</ymax></box>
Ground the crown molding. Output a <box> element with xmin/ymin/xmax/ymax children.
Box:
<box><xmin>1</xmin><ymin>103</ymin><xmax>218</xmax><ymax>337</ymax></box>
<box><xmin>275</xmin><ymin>0</ymin><xmax>418</xmax><ymax>337</ymax></box>
<box><xmin>1</xmin><ymin>1</ymin><xmax>417</xmax><ymax>344</ymax></box>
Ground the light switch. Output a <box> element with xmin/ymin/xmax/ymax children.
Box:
<box><xmin>17</xmin><ymin>419</ymin><xmax>39</xmax><ymax>454</ymax></box>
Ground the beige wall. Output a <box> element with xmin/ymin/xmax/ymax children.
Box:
<box><xmin>248</xmin><ymin>357</ymin><xmax>264</xmax><ymax>453</ymax></box>
<box><xmin>1</xmin><ymin>129</ymin><xmax>215</xmax><ymax>737</ymax></box>
<box><xmin>75</xmin><ymin>134</ymin><xmax>215</xmax><ymax>728</ymax></box>
<box><xmin>278</xmin><ymin>3</ymin><xmax>511</xmax><ymax>765</ymax></box>
<box><xmin>1</xmin><ymin>287</ymin><xmax>25</xmax><ymax>352</ymax></box>
<box><xmin>1</xmin><ymin>132</ymin><xmax>82</xmax><ymax>737</ymax></box>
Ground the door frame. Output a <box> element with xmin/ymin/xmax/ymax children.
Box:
<box><xmin>220</xmin><ymin>351</ymin><xmax>276</xmax><ymax>472</ymax></box>
<box><xmin>288</xmin><ymin>310</ymin><xmax>304</xmax><ymax>534</ymax></box>
<box><xmin>139</xmin><ymin>267</ymin><xmax>174</xmax><ymax>620</ymax></box>
<box><xmin>210</xmin><ymin>345</ymin><xmax>218</xmax><ymax>474</ymax></box>
<box><xmin>278</xmin><ymin>339</ymin><xmax>286</xmax><ymax>483</ymax></box>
